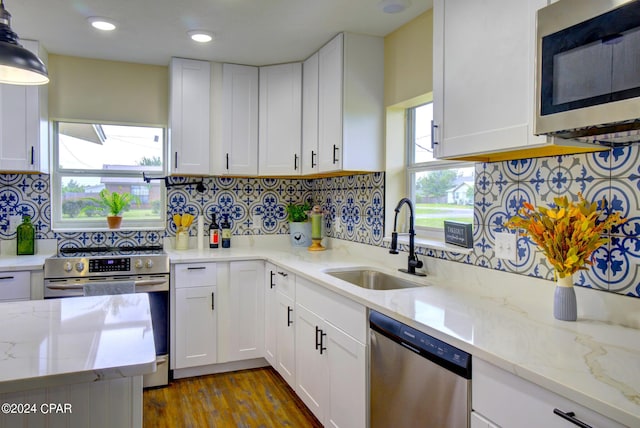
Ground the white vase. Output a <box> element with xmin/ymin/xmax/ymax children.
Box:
<box><xmin>289</xmin><ymin>222</ymin><xmax>312</xmax><ymax>247</ymax></box>
<box><xmin>553</xmin><ymin>275</ymin><xmax>577</xmax><ymax>321</ymax></box>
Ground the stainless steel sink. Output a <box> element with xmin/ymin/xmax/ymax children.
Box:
<box><xmin>324</xmin><ymin>268</ymin><xmax>423</xmax><ymax>291</ymax></box>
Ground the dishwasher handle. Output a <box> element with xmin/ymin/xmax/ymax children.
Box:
<box><xmin>370</xmin><ymin>310</ymin><xmax>472</xmax><ymax>379</ymax></box>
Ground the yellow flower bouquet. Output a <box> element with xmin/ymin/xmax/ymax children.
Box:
<box><xmin>505</xmin><ymin>193</ymin><xmax>626</xmax><ymax>279</ymax></box>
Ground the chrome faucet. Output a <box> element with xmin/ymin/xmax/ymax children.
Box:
<box><xmin>389</xmin><ymin>198</ymin><xmax>426</xmax><ymax>276</ymax></box>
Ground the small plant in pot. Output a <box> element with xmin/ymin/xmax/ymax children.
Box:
<box><xmin>82</xmin><ymin>189</ymin><xmax>139</xmax><ymax>229</ymax></box>
<box><xmin>286</xmin><ymin>201</ymin><xmax>312</xmax><ymax>247</ymax></box>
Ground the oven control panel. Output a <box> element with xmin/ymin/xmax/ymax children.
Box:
<box><xmin>89</xmin><ymin>257</ymin><xmax>131</xmax><ymax>273</ymax></box>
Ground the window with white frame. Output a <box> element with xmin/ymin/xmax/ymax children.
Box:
<box><xmin>406</xmin><ymin>103</ymin><xmax>474</xmax><ymax>235</ymax></box>
<box><xmin>52</xmin><ymin>121</ymin><xmax>166</xmax><ymax>230</ymax></box>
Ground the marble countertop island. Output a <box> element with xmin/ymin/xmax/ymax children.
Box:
<box><xmin>0</xmin><ymin>294</ymin><xmax>156</xmax><ymax>394</ymax></box>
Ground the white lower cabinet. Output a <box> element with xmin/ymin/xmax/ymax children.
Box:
<box><xmin>218</xmin><ymin>261</ymin><xmax>265</xmax><ymax>362</ymax></box>
<box><xmin>0</xmin><ymin>271</ymin><xmax>31</xmax><ymax>301</ymax></box>
<box><xmin>264</xmin><ymin>263</ymin><xmax>278</xmax><ymax>367</ymax></box>
<box><xmin>174</xmin><ymin>286</ymin><xmax>217</xmax><ymax>368</ymax></box>
<box><xmin>264</xmin><ymin>263</ymin><xmax>296</xmax><ymax>386</ymax></box>
<box><xmin>275</xmin><ymin>290</ymin><xmax>296</xmax><ymax>386</ymax></box>
<box><xmin>294</xmin><ymin>276</ymin><xmax>366</xmax><ymax>428</ymax></box>
<box><xmin>473</xmin><ymin>358</ymin><xmax>625</xmax><ymax>428</ymax></box>
<box><xmin>172</xmin><ymin>263</ymin><xmax>218</xmax><ymax>369</ymax></box>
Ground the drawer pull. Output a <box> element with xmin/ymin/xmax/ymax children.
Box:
<box><xmin>0</xmin><ymin>276</ymin><xmax>15</xmax><ymax>280</ymax></box>
<box><xmin>277</xmin><ymin>271</ymin><xmax>288</xmax><ymax>278</ymax></box>
<box><xmin>187</xmin><ymin>266</ymin><xmax>207</xmax><ymax>270</ymax></box>
<box><xmin>553</xmin><ymin>409</ymin><xmax>592</xmax><ymax>428</ymax></box>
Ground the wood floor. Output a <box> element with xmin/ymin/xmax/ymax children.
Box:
<box><xmin>143</xmin><ymin>367</ymin><xmax>323</xmax><ymax>428</ymax></box>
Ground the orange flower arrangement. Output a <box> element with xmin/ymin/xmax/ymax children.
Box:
<box><xmin>505</xmin><ymin>193</ymin><xmax>626</xmax><ymax>279</ymax></box>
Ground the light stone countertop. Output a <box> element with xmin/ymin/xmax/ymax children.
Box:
<box><xmin>3</xmin><ymin>236</ymin><xmax>639</xmax><ymax>425</ymax></box>
<box><xmin>168</xmin><ymin>236</ymin><xmax>640</xmax><ymax>427</ymax></box>
<box><xmin>0</xmin><ymin>294</ymin><xmax>157</xmax><ymax>394</ymax></box>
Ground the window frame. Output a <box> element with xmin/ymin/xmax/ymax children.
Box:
<box><xmin>405</xmin><ymin>103</ymin><xmax>474</xmax><ymax>240</ymax></box>
<box><xmin>51</xmin><ymin>121</ymin><xmax>168</xmax><ymax>231</ymax></box>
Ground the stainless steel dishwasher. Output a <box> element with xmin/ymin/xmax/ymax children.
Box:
<box><xmin>370</xmin><ymin>310</ymin><xmax>472</xmax><ymax>428</ymax></box>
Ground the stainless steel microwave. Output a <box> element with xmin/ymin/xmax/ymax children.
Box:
<box><xmin>535</xmin><ymin>0</ymin><xmax>640</xmax><ymax>145</ymax></box>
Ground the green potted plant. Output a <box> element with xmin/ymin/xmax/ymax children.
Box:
<box><xmin>82</xmin><ymin>189</ymin><xmax>139</xmax><ymax>229</ymax></box>
<box><xmin>286</xmin><ymin>201</ymin><xmax>312</xmax><ymax>247</ymax></box>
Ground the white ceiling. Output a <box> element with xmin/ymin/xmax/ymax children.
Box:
<box><xmin>6</xmin><ymin>0</ymin><xmax>432</xmax><ymax>66</ymax></box>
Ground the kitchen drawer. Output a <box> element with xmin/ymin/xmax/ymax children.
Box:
<box><xmin>173</xmin><ymin>263</ymin><xmax>217</xmax><ymax>288</ymax></box>
<box><xmin>296</xmin><ymin>276</ymin><xmax>366</xmax><ymax>343</ymax></box>
<box><xmin>274</xmin><ymin>266</ymin><xmax>295</xmax><ymax>299</ymax></box>
<box><xmin>473</xmin><ymin>358</ymin><xmax>625</xmax><ymax>428</ymax></box>
<box><xmin>0</xmin><ymin>271</ymin><xmax>30</xmax><ymax>301</ymax></box>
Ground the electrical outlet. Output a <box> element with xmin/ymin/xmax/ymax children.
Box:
<box><xmin>495</xmin><ymin>232</ymin><xmax>517</xmax><ymax>261</ymax></box>
<box><xmin>334</xmin><ymin>219</ymin><xmax>342</xmax><ymax>234</ymax></box>
<box><xmin>251</xmin><ymin>214</ymin><xmax>262</xmax><ymax>230</ymax></box>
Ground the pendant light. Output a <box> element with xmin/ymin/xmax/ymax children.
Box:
<box><xmin>0</xmin><ymin>0</ymin><xmax>48</xmax><ymax>85</ymax></box>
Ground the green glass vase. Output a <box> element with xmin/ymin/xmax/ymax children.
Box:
<box><xmin>16</xmin><ymin>215</ymin><xmax>35</xmax><ymax>255</ymax></box>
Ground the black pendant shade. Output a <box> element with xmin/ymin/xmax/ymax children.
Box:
<box><xmin>0</xmin><ymin>0</ymin><xmax>49</xmax><ymax>85</ymax></box>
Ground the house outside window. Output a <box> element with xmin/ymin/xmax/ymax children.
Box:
<box><xmin>406</xmin><ymin>103</ymin><xmax>474</xmax><ymax>236</ymax></box>
<box><xmin>52</xmin><ymin>122</ymin><xmax>166</xmax><ymax>230</ymax></box>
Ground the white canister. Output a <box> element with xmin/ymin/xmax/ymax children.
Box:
<box><xmin>175</xmin><ymin>230</ymin><xmax>189</xmax><ymax>250</ymax></box>
<box><xmin>197</xmin><ymin>216</ymin><xmax>204</xmax><ymax>250</ymax></box>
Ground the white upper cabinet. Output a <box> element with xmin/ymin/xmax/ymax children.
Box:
<box><xmin>301</xmin><ymin>52</ymin><xmax>319</xmax><ymax>175</ymax></box>
<box><xmin>212</xmin><ymin>63</ymin><xmax>259</xmax><ymax>176</ymax></box>
<box><xmin>433</xmin><ymin>0</ymin><xmax>575</xmax><ymax>161</ymax></box>
<box><xmin>316</xmin><ymin>33</ymin><xmax>384</xmax><ymax>173</ymax></box>
<box><xmin>259</xmin><ymin>63</ymin><xmax>302</xmax><ymax>176</ymax></box>
<box><xmin>0</xmin><ymin>40</ymin><xmax>49</xmax><ymax>173</ymax></box>
<box><xmin>169</xmin><ymin>58</ymin><xmax>211</xmax><ymax>175</ymax></box>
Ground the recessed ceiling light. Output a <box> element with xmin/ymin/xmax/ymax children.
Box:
<box><xmin>88</xmin><ymin>17</ymin><xmax>116</xmax><ymax>31</ymax></box>
<box><xmin>188</xmin><ymin>30</ymin><xmax>214</xmax><ymax>43</ymax></box>
<box><xmin>378</xmin><ymin>0</ymin><xmax>411</xmax><ymax>13</ymax></box>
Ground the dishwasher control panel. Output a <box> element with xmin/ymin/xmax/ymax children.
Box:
<box><xmin>370</xmin><ymin>310</ymin><xmax>471</xmax><ymax>379</ymax></box>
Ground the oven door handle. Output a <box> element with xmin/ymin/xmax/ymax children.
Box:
<box><xmin>45</xmin><ymin>283</ymin><xmax>84</xmax><ymax>290</ymax></box>
<box><xmin>45</xmin><ymin>279</ymin><xmax>168</xmax><ymax>290</ymax></box>
<box><xmin>134</xmin><ymin>279</ymin><xmax>168</xmax><ymax>287</ymax></box>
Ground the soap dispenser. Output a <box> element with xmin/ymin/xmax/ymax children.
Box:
<box><xmin>16</xmin><ymin>215</ymin><xmax>35</xmax><ymax>255</ymax></box>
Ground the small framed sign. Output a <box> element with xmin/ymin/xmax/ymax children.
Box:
<box><xmin>444</xmin><ymin>221</ymin><xmax>473</xmax><ymax>248</ymax></box>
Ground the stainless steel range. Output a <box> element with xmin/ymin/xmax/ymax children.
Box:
<box><xmin>44</xmin><ymin>245</ymin><xmax>170</xmax><ymax>388</ymax></box>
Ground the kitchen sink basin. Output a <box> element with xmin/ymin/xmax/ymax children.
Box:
<box><xmin>324</xmin><ymin>268</ymin><xmax>423</xmax><ymax>291</ymax></box>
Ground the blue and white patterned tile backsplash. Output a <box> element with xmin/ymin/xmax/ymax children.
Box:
<box><xmin>1</xmin><ymin>146</ymin><xmax>638</xmax><ymax>298</ymax></box>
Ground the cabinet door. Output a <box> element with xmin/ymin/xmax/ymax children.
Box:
<box><xmin>221</xmin><ymin>261</ymin><xmax>265</xmax><ymax>362</ymax></box>
<box><xmin>317</xmin><ymin>34</ymin><xmax>344</xmax><ymax>173</ymax></box>
<box><xmin>259</xmin><ymin>63</ymin><xmax>302</xmax><ymax>176</ymax></box>
<box><xmin>174</xmin><ymin>286</ymin><xmax>217</xmax><ymax>368</ymax></box>
<box><xmin>433</xmin><ymin>0</ymin><xmax>548</xmax><ymax>159</ymax></box>
<box><xmin>169</xmin><ymin>58</ymin><xmax>211</xmax><ymax>174</ymax></box>
<box><xmin>264</xmin><ymin>263</ymin><xmax>278</xmax><ymax>366</ymax></box>
<box><xmin>222</xmin><ymin>64</ymin><xmax>259</xmax><ymax>175</ymax></box>
<box><xmin>302</xmin><ymin>52</ymin><xmax>319</xmax><ymax>174</ymax></box>
<box><xmin>0</xmin><ymin>41</ymin><xmax>46</xmax><ymax>173</ymax></box>
<box><xmin>473</xmin><ymin>359</ymin><xmax>625</xmax><ymax>428</ymax></box>
<box><xmin>325</xmin><ymin>322</ymin><xmax>366</xmax><ymax>428</ymax></box>
<box><xmin>276</xmin><ymin>291</ymin><xmax>295</xmax><ymax>387</ymax></box>
<box><xmin>295</xmin><ymin>304</ymin><xmax>328</xmax><ymax>423</ymax></box>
